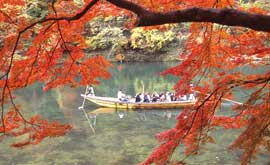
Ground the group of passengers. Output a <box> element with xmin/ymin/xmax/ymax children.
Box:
<box><xmin>134</xmin><ymin>92</ymin><xmax>195</xmax><ymax>103</ymax></box>
<box><xmin>117</xmin><ymin>89</ymin><xmax>195</xmax><ymax>102</ymax></box>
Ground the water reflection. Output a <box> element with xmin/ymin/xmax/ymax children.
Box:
<box><xmin>87</xmin><ymin>107</ymin><xmax>182</xmax><ymax>130</ymax></box>
<box><xmin>88</xmin><ymin>107</ymin><xmax>181</xmax><ymax>123</ymax></box>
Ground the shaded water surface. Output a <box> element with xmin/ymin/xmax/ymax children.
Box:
<box><xmin>1</xmin><ymin>62</ymin><xmax>269</xmax><ymax>165</ymax></box>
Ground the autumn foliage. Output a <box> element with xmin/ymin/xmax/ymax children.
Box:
<box><xmin>0</xmin><ymin>108</ymin><xmax>72</xmax><ymax>147</ymax></box>
<box><xmin>1</xmin><ymin>0</ymin><xmax>270</xmax><ymax>164</ymax></box>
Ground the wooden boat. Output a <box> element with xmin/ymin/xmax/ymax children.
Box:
<box><xmin>81</xmin><ymin>94</ymin><xmax>196</xmax><ymax>109</ymax></box>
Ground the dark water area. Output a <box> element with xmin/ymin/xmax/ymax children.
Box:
<box><xmin>1</xmin><ymin>62</ymin><xmax>269</xmax><ymax>165</ymax></box>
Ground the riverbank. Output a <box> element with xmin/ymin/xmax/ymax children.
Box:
<box><xmin>85</xmin><ymin>48</ymin><xmax>182</xmax><ymax>62</ymax></box>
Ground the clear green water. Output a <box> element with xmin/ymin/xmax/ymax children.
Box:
<box><xmin>0</xmin><ymin>62</ymin><xmax>269</xmax><ymax>165</ymax></box>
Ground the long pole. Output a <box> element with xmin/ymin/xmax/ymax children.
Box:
<box><xmin>82</xmin><ymin>108</ymin><xmax>96</xmax><ymax>134</ymax></box>
<box><xmin>79</xmin><ymin>85</ymin><xmax>89</xmax><ymax>110</ymax></box>
<box><xmin>221</xmin><ymin>98</ymin><xmax>243</xmax><ymax>105</ymax></box>
<box><xmin>78</xmin><ymin>85</ymin><xmax>96</xmax><ymax>134</ymax></box>
<box><xmin>195</xmin><ymin>90</ymin><xmax>243</xmax><ymax>105</ymax></box>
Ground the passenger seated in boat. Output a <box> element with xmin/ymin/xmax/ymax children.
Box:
<box><xmin>189</xmin><ymin>93</ymin><xmax>196</xmax><ymax>101</ymax></box>
<box><xmin>139</xmin><ymin>93</ymin><xmax>144</xmax><ymax>102</ymax></box>
<box><xmin>143</xmin><ymin>93</ymin><xmax>151</xmax><ymax>102</ymax></box>
<box><xmin>165</xmin><ymin>92</ymin><xmax>172</xmax><ymax>102</ymax></box>
<box><xmin>159</xmin><ymin>93</ymin><xmax>165</xmax><ymax>102</ymax></box>
<box><xmin>170</xmin><ymin>93</ymin><xmax>176</xmax><ymax>101</ymax></box>
<box><xmin>135</xmin><ymin>93</ymin><xmax>141</xmax><ymax>102</ymax></box>
<box><xmin>117</xmin><ymin>89</ymin><xmax>128</xmax><ymax>101</ymax></box>
<box><xmin>178</xmin><ymin>94</ymin><xmax>187</xmax><ymax>101</ymax></box>
<box><xmin>151</xmin><ymin>92</ymin><xmax>159</xmax><ymax>102</ymax></box>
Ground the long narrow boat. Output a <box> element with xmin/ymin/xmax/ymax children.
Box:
<box><xmin>81</xmin><ymin>94</ymin><xmax>196</xmax><ymax>109</ymax></box>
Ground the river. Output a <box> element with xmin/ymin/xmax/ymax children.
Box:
<box><xmin>0</xmin><ymin>62</ymin><xmax>269</xmax><ymax>165</ymax></box>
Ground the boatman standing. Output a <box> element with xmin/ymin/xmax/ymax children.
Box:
<box><xmin>189</xmin><ymin>84</ymin><xmax>196</xmax><ymax>101</ymax></box>
<box><xmin>86</xmin><ymin>86</ymin><xmax>95</xmax><ymax>96</ymax></box>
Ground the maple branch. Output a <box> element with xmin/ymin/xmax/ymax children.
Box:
<box><xmin>107</xmin><ymin>0</ymin><xmax>270</xmax><ymax>32</ymax></box>
<box><xmin>7</xmin><ymin>86</ymin><xmax>29</xmax><ymax>124</ymax></box>
<box><xmin>0</xmin><ymin>0</ymin><xmax>99</xmax><ymax>84</ymax></box>
<box><xmin>1</xmin><ymin>99</ymin><xmax>4</xmax><ymax>134</ymax></box>
<box><xmin>0</xmin><ymin>10</ymin><xmax>13</xmax><ymax>23</ymax></box>
<box><xmin>24</xmin><ymin>46</ymin><xmax>41</xmax><ymax>87</ymax></box>
<box><xmin>19</xmin><ymin>0</ymin><xmax>99</xmax><ymax>34</ymax></box>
